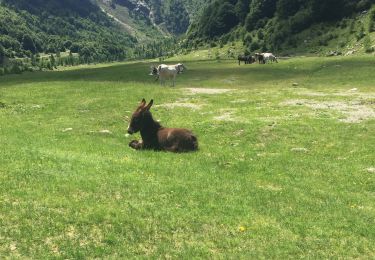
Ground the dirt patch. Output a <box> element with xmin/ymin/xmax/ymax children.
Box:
<box><xmin>291</xmin><ymin>147</ymin><xmax>309</xmax><ymax>153</ymax></box>
<box><xmin>184</xmin><ymin>88</ymin><xmax>233</xmax><ymax>95</ymax></box>
<box><xmin>214</xmin><ymin>112</ymin><xmax>236</xmax><ymax>121</ymax></box>
<box><xmin>296</xmin><ymin>89</ymin><xmax>375</xmax><ymax>99</ymax></box>
<box><xmin>230</xmin><ymin>99</ymin><xmax>248</xmax><ymax>104</ymax></box>
<box><xmin>213</xmin><ymin>109</ymin><xmax>239</xmax><ymax>122</ymax></box>
<box><xmin>281</xmin><ymin>99</ymin><xmax>375</xmax><ymax>123</ymax></box>
<box><xmin>155</xmin><ymin>102</ymin><xmax>202</xmax><ymax>110</ymax></box>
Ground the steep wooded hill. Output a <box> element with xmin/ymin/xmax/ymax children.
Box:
<box><xmin>186</xmin><ymin>0</ymin><xmax>375</xmax><ymax>55</ymax></box>
<box><xmin>0</xmin><ymin>0</ymin><xmax>136</xmax><ymax>61</ymax></box>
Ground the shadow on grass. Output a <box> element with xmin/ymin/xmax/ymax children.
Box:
<box><xmin>0</xmin><ymin>57</ymin><xmax>374</xmax><ymax>88</ymax></box>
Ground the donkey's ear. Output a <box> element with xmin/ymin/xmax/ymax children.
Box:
<box><xmin>145</xmin><ymin>99</ymin><xmax>154</xmax><ymax>110</ymax></box>
<box><xmin>140</xmin><ymin>98</ymin><xmax>146</xmax><ymax>107</ymax></box>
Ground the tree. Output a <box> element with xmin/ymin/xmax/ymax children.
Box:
<box><xmin>50</xmin><ymin>54</ymin><xmax>56</xmax><ymax>69</ymax></box>
<box><xmin>245</xmin><ymin>0</ymin><xmax>277</xmax><ymax>31</ymax></box>
<box><xmin>22</xmin><ymin>34</ymin><xmax>37</xmax><ymax>54</ymax></box>
<box><xmin>235</xmin><ymin>0</ymin><xmax>250</xmax><ymax>23</ymax></box>
<box><xmin>276</xmin><ymin>0</ymin><xmax>303</xmax><ymax>19</ymax></box>
<box><xmin>0</xmin><ymin>44</ymin><xmax>5</xmax><ymax>66</ymax></box>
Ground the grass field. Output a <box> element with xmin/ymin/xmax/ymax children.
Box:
<box><xmin>0</xmin><ymin>56</ymin><xmax>374</xmax><ymax>258</ymax></box>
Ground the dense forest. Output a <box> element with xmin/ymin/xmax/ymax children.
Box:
<box><xmin>0</xmin><ymin>0</ymin><xmax>137</xmax><ymax>74</ymax></box>
<box><xmin>186</xmin><ymin>0</ymin><xmax>375</xmax><ymax>53</ymax></box>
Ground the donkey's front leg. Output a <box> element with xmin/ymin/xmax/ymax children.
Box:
<box><xmin>129</xmin><ymin>140</ymin><xmax>143</xmax><ymax>150</ymax></box>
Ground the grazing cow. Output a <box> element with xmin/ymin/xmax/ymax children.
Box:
<box><xmin>238</xmin><ymin>55</ymin><xmax>255</xmax><ymax>65</ymax></box>
<box><xmin>254</xmin><ymin>53</ymin><xmax>265</xmax><ymax>64</ymax></box>
<box><xmin>150</xmin><ymin>63</ymin><xmax>186</xmax><ymax>87</ymax></box>
<box><xmin>262</xmin><ymin>53</ymin><xmax>278</xmax><ymax>63</ymax></box>
<box><xmin>127</xmin><ymin>99</ymin><xmax>198</xmax><ymax>152</ymax></box>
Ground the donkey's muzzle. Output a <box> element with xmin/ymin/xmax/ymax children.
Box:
<box><xmin>127</xmin><ymin>129</ymin><xmax>134</xmax><ymax>135</ymax></box>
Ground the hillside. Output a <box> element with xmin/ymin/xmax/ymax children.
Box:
<box><xmin>94</xmin><ymin>0</ymin><xmax>209</xmax><ymax>40</ymax></box>
<box><xmin>185</xmin><ymin>0</ymin><xmax>375</xmax><ymax>55</ymax></box>
<box><xmin>0</xmin><ymin>0</ymin><xmax>136</xmax><ymax>63</ymax></box>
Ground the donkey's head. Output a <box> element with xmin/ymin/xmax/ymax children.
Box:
<box><xmin>127</xmin><ymin>99</ymin><xmax>154</xmax><ymax>134</ymax></box>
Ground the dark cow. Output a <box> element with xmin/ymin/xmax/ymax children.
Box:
<box><xmin>238</xmin><ymin>55</ymin><xmax>255</xmax><ymax>65</ymax></box>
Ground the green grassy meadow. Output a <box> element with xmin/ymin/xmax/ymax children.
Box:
<box><xmin>0</xmin><ymin>56</ymin><xmax>374</xmax><ymax>258</ymax></box>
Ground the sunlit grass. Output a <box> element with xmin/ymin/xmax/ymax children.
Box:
<box><xmin>0</xmin><ymin>56</ymin><xmax>374</xmax><ymax>258</ymax></box>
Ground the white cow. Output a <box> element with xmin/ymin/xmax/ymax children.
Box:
<box><xmin>262</xmin><ymin>53</ymin><xmax>278</xmax><ymax>63</ymax></box>
<box><xmin>151</xmin><ymin>63</ymin><xmax>186</xmax><ymax>87</ymax></box>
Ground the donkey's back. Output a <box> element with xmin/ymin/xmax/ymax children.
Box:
<box><xmin>158</xmin><ymin>128</ymin><xmax>198</xmax><ymax>152</ymax></box>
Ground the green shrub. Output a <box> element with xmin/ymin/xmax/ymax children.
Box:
<box><xmin>357</xmin><ymin>25</ymin><xmax>366</xmax><ymax>40</ymax></box>
<box><xmin>244</xmin><ymin>33</ymin><xmax>253</xmax><ymax>45</ymax></box>
<box><xmin>210</xmin><ymin>42</ymin><xmax>217</xmax><ymax>48</ymax></box>
<box><xmin>368</xmin><ymin>7</ymin><xmax>375</xmax><ymax>32</ymax></box>
<box><xmin>10</xmin><ymin>65</ymin><xmax>22</xmax><ymax>74</ymax></box>
<box><xmin>349</xmin><ymin>20</ymin><xmax>356</xmax><ymax>33</ymax></box>
<box><xmin>364</xmin><ymin>36</ymin><xmax>374</xmax><ymax>53</ymax></box>
<box><xmin>257</xmin><ymin>30</ymin><xmax>264</xmax><ymax>40</ymax></box>
<box><xmin>250</xmin><ymin>41</ymin><xmax>260</xmax><ymax>51</ymax></box>
<box><xmin>0</xmin><ymin>67</ymin><xmax>4</xmax><ymax>76</ymax></box>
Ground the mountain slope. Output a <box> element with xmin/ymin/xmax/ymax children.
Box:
<box><xmin>94</xmin><ymin>0</ymin><xmax>209</xmax><ymax>41</ymax></box>
<box><xmin>0</xmin><ymin>0</ymin><xmax>136</xmax><ymax>61</ymax></box>
<box><xmin>186</xmin><ymin>0</ymin><xmax>375</xmax><ymax>55</ymax></box>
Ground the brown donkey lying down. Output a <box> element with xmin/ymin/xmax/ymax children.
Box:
<box><xmin>127</xmin><ymin>99</ymin><xmax>198</xmax><ymax>152</ymax></box>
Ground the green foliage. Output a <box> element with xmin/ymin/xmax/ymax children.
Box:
<box><xmin>250</xmin><ymin>40</ymin><xmax>260</xmax><ymax>51</ymax></box>
<box><xmin>368</xmin><ymin>6</ymin><xmax>375</xmax><ymax>32</ymax></box>
<box><xmin>243</xmin><ymin>33</ymin><xmax>253</xmax><ymax>45</ymax></box>
<box><xmin>357</xmin><ymin>24</ymin><xmax>366</xmax><ymax>40</ymax></box>
<box><xmin>276</xmin><ymin>0</ymin><xmax>302</xmax><ymax>19</ymax></box>
<box><xmin>163</xmin><ymin>0</ymin><xmax>190</xmax><ymax>35</ymax></box>
<box><xmin>187</xmin><ymin>0</ymin><xmax>372</xmax><ymax>52</ymax></box>
<box><xmin>0</xmin><ymin>0</ymin><xmax>136</xmax><ymax>67</ymax></box>
<box><xmin>245</xmin><ymin>0</ymin><xmax>277</xmax><ymax>31</ymax></box>
<box><xmin>0</xmin><ymin>44</ymin><xmax>5</xmax><ymax>66</ymax></box>
<box><xmin>192</xmin><ymin>0</ymin><xmax>239</xmax><ymax>39</ymax></box>
<box><xmin>10</xmin><ymin>64</ymin><xmax>22</xmax><ymax>74</ymax></box>
<box><xmin>234</xmin><ymin>0</ymin><xmax>250</xmax><ymax>23</ymax></box>
<box><xmin>363</xmin><ymin>35</ymin><xmax>374</xmax><ymax>53</ymax></box>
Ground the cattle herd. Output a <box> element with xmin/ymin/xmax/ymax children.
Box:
<box><xmin>149</xmin><ymin>53</ymin><xmax>278</xmax><ymax>86</ymax></box>
<box><xmin>238</xmin><ymin>52</ymin><xmax>278</xmax><ymax>65</ymax></box>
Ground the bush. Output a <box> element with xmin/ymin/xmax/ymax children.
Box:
<box><xmin>356</xmin><ymin>0</ymin><xmax>372</xmax><ymax>11</ymax></box>
<box><xmin>364</xmin><ymin>36</ymin><xmax>374</xmax><ymax>53</ymax></box>
<box><xmin>357</xmin><ymin>25</ymin><xmax>366</xmax><ymax>40</ymax></box>
<box><xmin>244</xmin><ymin>33</ymin><xmax>252</xmax><ymax>45</ymax></box>
<box><xmin>10</xmin><ymin>65</ymin><xmax>22</xmax><ymax>74</ymax></box>
<box><xmin>349</xmin><ymin>20</ymin><xmax>356</xmax><ymax>33</ymax></box>
<box><xmin>250</xmin><ymin>41</ymin><xmax>260</xmax><ymax>51</ymax></box>
<box><xmin>368</xmin><ymin>7</ymin><xmax>375</xmax><ymax>32</ymax></box>
<box><xmin>289</xmin><ymin>8</ymin><xmax>313</xmax><ymax>33</ymax></box>
<box><xmin>0</xmin><ymin>67</ymin><xmax>4</xmax><ymax>76</ymax></box>
<box><xmin>210</xmin><ymin>42</ymin><xmax>217</xmax><ymax>48</ymax></box>
<box><xmin>257</xmin><ymin>30</ymin><xmax>264</xmax><ymax>40</ymax></box>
